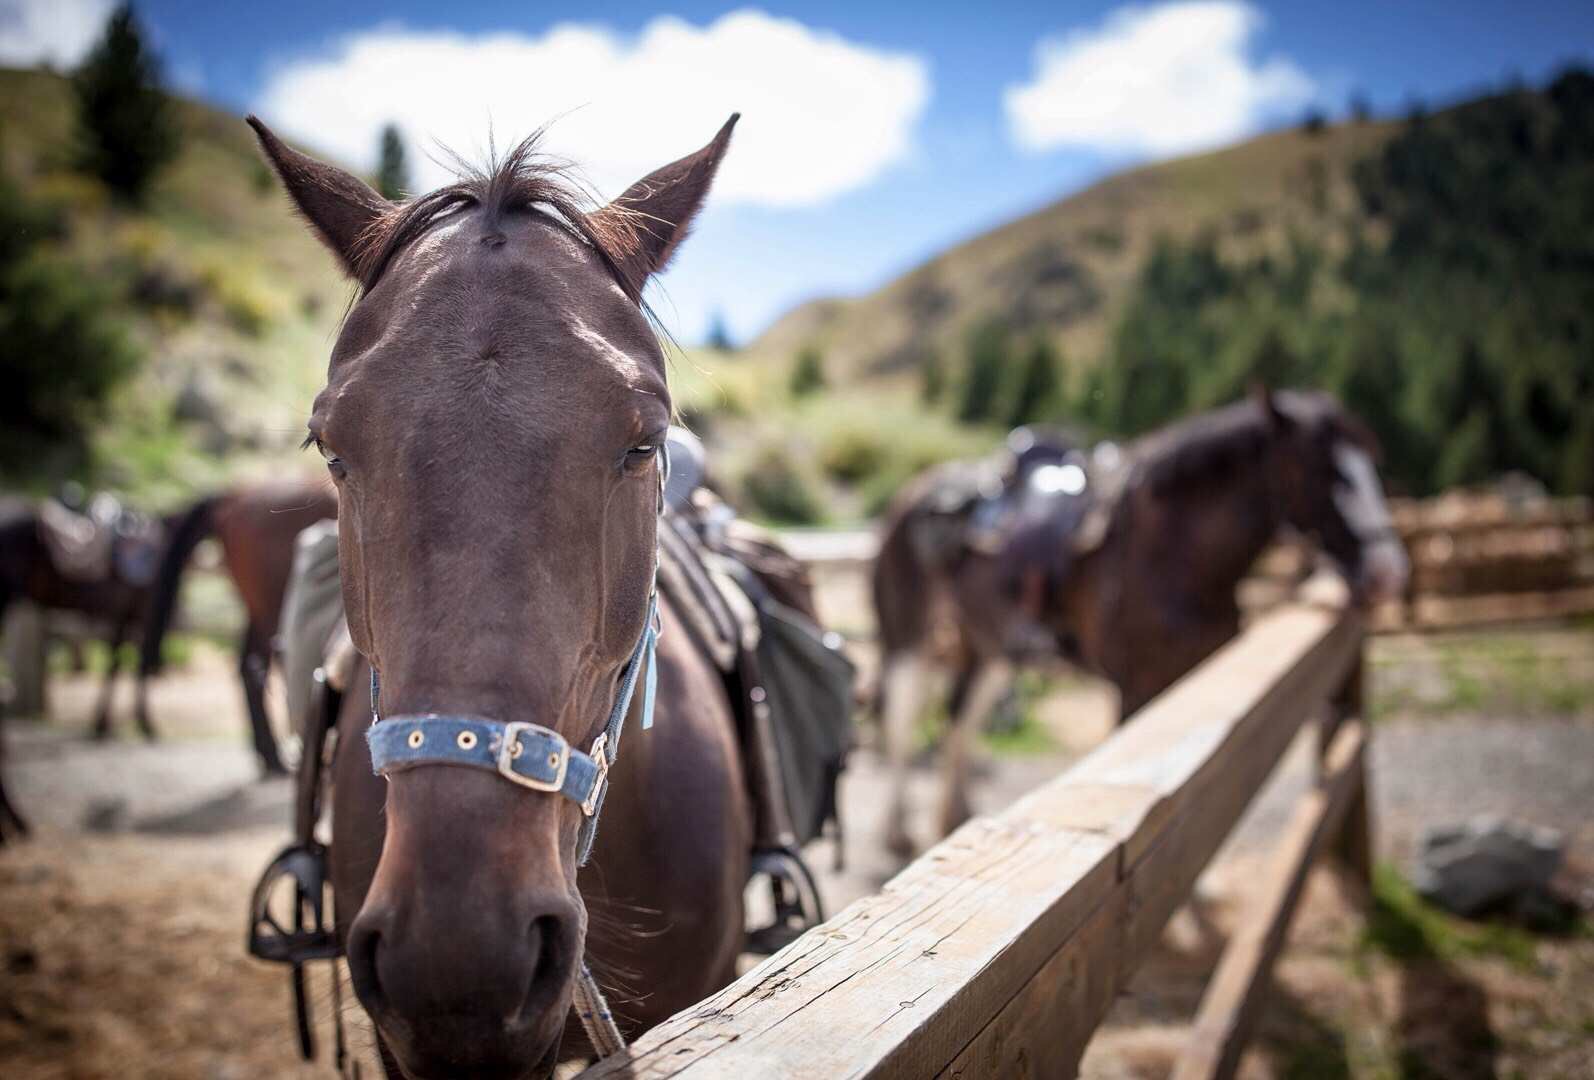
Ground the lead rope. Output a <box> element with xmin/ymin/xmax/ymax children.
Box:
<box><xmin>574</xmin><ymin>962</ymin><xmax>626</xmax><ymax>1057</ymax></box>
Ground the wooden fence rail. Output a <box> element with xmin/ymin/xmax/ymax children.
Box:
<box><xmin>579</xmin><ymin>580</ymin><xmax>1368</xmax><ymax>1079</ymax></box>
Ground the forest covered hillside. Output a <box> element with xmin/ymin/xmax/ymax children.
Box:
<box><xmin>741</xmin><ymin>68</ymin><xmax>1594</xmax><ymax>499</ymax></box>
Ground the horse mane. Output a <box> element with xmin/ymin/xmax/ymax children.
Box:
<box><xmin>1132</xmin><ymin>390</ymin><xmax>1376</xmax><ymax>496</ymax></box>
<box><xmin>350</xmin><ymin>129</ymin><xmax>646</xmax><ymax>302</ymax></box>
<box><xmin>1132</xmin><ymin>398</ymin><xmax>1274</xmax><ymax>496</ymax></box>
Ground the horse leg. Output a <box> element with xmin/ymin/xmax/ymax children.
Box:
<box><xmin>132</xmin><ymin>662</ymin><xmax>155</xmax><ymax>741</ymax></box>
<box><xmin>0</xmin><ymin>709</ymin><xmax>25</xmax><ymax>842</ymax></box>
<box><xmin>878</xmin><ymin>649</ymin><xmax>930</xmax><ymax>858</ymax></box>
<box><xmin>239</xmin><ymin>622</ymin><xmax>286</xmax><ymax>776</ymax></box>
<box><xmin>0</xmin><ymin>773</ymin><xmax>27</xmax><ymax>841</ymax></box>
<box><xmin>937</xmin><ymin>660</ymin><xmax>1012</xmax><ymax>838</ymax></box>
<box><xmin>92</xmin><ymin>614</ymin><xmax>133</xmax><ymax>740</ymax></box>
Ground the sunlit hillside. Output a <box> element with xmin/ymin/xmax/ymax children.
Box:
<box><xmin>747</xmin><ymin>116</ymin><xmax>1396</xmax><ymax>383</ymax></box>
<box><xmin>1</xmin><ymin>66</ymin><xmax>345</xmax><ymax>504</ymax></box>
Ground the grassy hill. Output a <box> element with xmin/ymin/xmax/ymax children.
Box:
<box><xmin>746</xmin><ymin>117</ymin><xmax>1396</xmax><ymax>384</ymax></box>
<box><xmin>1</xmin><ymin>66</ymin><xmax>345</xmax><ymax>505</ymax></box>
<box><xmin>732</xmin><ymin>71</ymin><xmax>1594</xmax><ymax>506</ymax></box>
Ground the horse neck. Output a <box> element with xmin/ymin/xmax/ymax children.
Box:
<box><xmin>1143</xmin><ymin>454</ymin><xmax>1283</xmax><ymax>605</ymax></box>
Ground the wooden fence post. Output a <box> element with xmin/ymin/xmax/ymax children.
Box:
<box><xmin>1323</xmin><ymin>641</ymin><xmax>1372</xmax><ymax>885</ymax></box>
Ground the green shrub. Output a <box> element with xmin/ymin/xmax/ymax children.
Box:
<box><xmin>819</xmin><ymin>427</ymin><xmax>889</xmax><ymax>485</ymax></box>
<box><xmin>740</xmin><ymin>447</ymin><xmax>826</xmax><ymax>524</ymax></box>
<box><xmin>0</xmin><ymin>251</ymin><xmax>141</xmax><ymax>484</ymax></box>
<box><xmin>201</xmin><ymin>264</ymin><xmax>280</xmax><ymax>338</ymax></box>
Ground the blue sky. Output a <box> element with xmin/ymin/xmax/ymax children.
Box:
<box><xmin>8</xmin><ymin>1</ymin><xmax>1593</xmax><ymax>345</ymax></box>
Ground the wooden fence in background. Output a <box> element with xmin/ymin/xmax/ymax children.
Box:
<box><xmin>577</xmin><ymin>579</ymin><xmax>1368</xmax><ymax>1079</ymax></box>
<box><xmin>1245</xmin><ymin>494</ymin><xmax>1594</xmax><ymax>631</ymax></box>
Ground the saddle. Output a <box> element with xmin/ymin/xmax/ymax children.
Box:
<box><xmin>38</xmin><ymin>494</ymin><xmax>163</xmax><ymax>587</ymax></box>
<box><xmin>250</xmin><ymin>490</ymin><xmax>854</xmax><ymax>1063</ymax></box>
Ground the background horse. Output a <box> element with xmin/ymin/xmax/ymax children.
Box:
<box><xmin>0</xmin><ymin>500</ymin><xmax>166</xmax><ymax>737</ymax></box>
<box><xmin>139</xmin><ymin>478</ymin><xmax>336</xmax><ymax>774</ymax></box>
<box><xmin>0</xmin><ymin>496</ymin><xmax>173</xmax><ymax>843</ymax></box>
<box><xmin>251</xmin><ymin>110</ymin><xmax>752</xmax><ymax>1078</ymax></box>
<box><xmin>873</xmin><ymin>387</ymin><xmax>1410</xmax><ymax>854</ymax></box>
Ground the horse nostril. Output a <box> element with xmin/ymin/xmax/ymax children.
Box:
<box><xmin>516</xmin><ymin>913</ymin><xmax>574</xmax><ymax>1022</ymax></box>
<box><xmin>529</xmin><ymin>914</ymin><xmax>560</xmax><ymax>987</ymax></box>
<box><xmin>346</xmin><ymin>917</ymin><xmax>385</xmax><ymax>1011</ymax></box>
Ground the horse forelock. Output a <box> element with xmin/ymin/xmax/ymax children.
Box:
<box><xmin>350</xmin><ymin>130</ymin><xmax>648</xmax><ymax>307</ymax></box>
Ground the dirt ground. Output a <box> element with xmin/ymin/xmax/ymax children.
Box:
<box><xmin>3</xmin><ymin>629</ymin><xmax>1593</xmax><ymax>1079</ymax></box>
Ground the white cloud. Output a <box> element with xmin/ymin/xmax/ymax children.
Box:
<box><xmin>0</xmin><ymin>0</ymin><xmax>113</xmax><ymax>67</ymax></box>
<box><xmin>254</xmin><ymin>10</ymin><xmax>930</xmax><ymax>208</ymax></box>
<box><xmin>1005</xmin><ymin>1</ymin><xmax>1313</xmax><ymax>158</ymax></box>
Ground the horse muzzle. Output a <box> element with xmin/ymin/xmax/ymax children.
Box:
<box><xmin>346</xmin><ymin>883</ymin><xmax>581</xmax><ymax>1078</ymax></box>
<box><xmin>1357</xmin><ymin>534</ymin><xmax>1411</xmax><ymax>604</ymax></box>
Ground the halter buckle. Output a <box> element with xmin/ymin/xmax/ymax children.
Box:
<box><xmin>582</xmin><ymin>733</ymin><xmax>610</xmax><ymax>817</ymax></box>
<box><xmin>498</xmin><ymin>722</ymin><xmax>569</xmax><ymax>794</ymax></box>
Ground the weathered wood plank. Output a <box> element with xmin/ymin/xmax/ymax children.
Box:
<box><xmin>1172</xmin><ymin>722</ymin><xmax>1367</xmax><ymax>1080</ymax></box>
<box><xmin>581</xmin><ymin>817</ymin><xmax>1118</xmax><ymax>1079</ymax></box>
<box><xmin>1407</xmin><ymin>585</ymin><xmax>1594</xmax><ymax>630</ymax></box>
<box><xmin>579</xmin><ymin>594</ymin><xmax>1360</xmax><ymax>1080</ymax></box>
<box><xmin>938</xmin><ymin>710</ymin><xmax>1334</xmax><ymax>1080</ymax></box>
<box><xmin>1323</xmin><ymin>656</ymin><xmax>1372</xmax><ymax>883</ymax></box>
<box><xmin>938</xmin><ymin>887</ymin><xmax>1130</xmax><ymax>1080</ymax></box>
<box><xmin>927</xmin><ymin>602</ymin><xmax>1362</xmax><ymax>1078</ymax></box>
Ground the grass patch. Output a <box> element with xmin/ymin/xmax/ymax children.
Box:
<box><xmin>1360</xmin><ymin>863</ymin><xmax>1538</xmax><ymax>968</ymax></box>
<box><xmin>906</xmin><ymin>672</ymin><xmax>1060</xmax><ymax>757</ymax></box>
<box><xmin>1369</xmin><ymin>628</ymin><xmax>1594</xmax><ymax>720</ymax></box>
<box><xmin>980</xmin><ymin>710</ymin><xmax>1058</xmax><ymax>756</ymax></box>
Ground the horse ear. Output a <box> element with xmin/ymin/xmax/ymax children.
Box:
<box><xmin>1251</xmin><ymin>382</ymin><xmax>1291</xmax><ymax>433</ymax></box>
<box><xmin>591</xmin><ymin>114</ymin><xmax>738</xmax><ymax>298</ymax></box>
<box><xmin>246</xmin><ymin>116</ymin><xmax>391</xmax><ymax>279</ymax></box>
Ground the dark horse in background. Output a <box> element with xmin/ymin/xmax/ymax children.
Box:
<box><xmin>0</xmin><ymin>496</ymin><xmax>173</xmax><ymax>841</ymax></box>
<box><xmin>138</xmin><ymin>478</ymin><xmax>337</xmax><ymax>775</ymax></box>
<box><xmin>250</xmin><ymin>109</ymin><xmax>756</xmax><ymax>1077</ymax></box>
<box><xmin>873</xmin><ymin>387</ymin><xmax>1410</xmax><ymax>855</ymax></box>
<box><xmin>0</xmin><ymin>498</ymin><xmax>169</xmax><ymax>736</ymax></box>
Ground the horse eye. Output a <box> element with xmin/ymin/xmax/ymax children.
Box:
<box><xmin>627</xmin><ymin>443</ymin><xmax>659</xmax><ymax>461</ymax></box>
<box><xmin>312</xmin><ymin>438</ymin><xmax>346</xmax><ymax>477</ymax></box>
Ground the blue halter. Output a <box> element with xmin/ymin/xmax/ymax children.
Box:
<box><xmin>364</xmin><ymin>449</ymin><xmax>667</xmax><ymax>867</ymax></box>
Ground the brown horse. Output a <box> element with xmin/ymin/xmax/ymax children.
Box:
<box><xmin>250</xmin><ymin>112</ymin><xmax>750</xmax><ymax>1077</ymax></box>
<box><xmin>139</xmin><ymin>478</ymin><xmax>337</xmax><ymax>774</ymax></box>
<box><xmin>873</xmin><ymin>388</ymin><xmax>1409</xmax><ymax>854</ymax></box>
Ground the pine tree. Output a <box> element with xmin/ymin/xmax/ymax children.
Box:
<box><xmin>377</xmin><ymin>124</ymin><xmax>410</xmax><ymax>200</ymax></box>
<box><xmin>705</xmin><ymin>310</ymin><xmax>734</xmax><ymax>351</ymax></box>
<box><xmin>957</xmin><ymin>320</ymin><xmax>1011</xmax><ymax>424</ymax></box>
<box><xmin>920</xmin><ymin>348</ymin><xmax>946</xmax><ymax>404</ymax></box>
<box><xmin>72</xmin><ymin>4</ymin><xmax>177</xmax><ymax>202</ymax></box>
<box><xmin>1006</xmin><ymin>337</ymin><xmax>1063</xmax><ymax>426</ymax></box>
<box><xmin>789</xmin><ymin>346</ymin><xmax>826</xmax><ymax>397</ymax></box>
